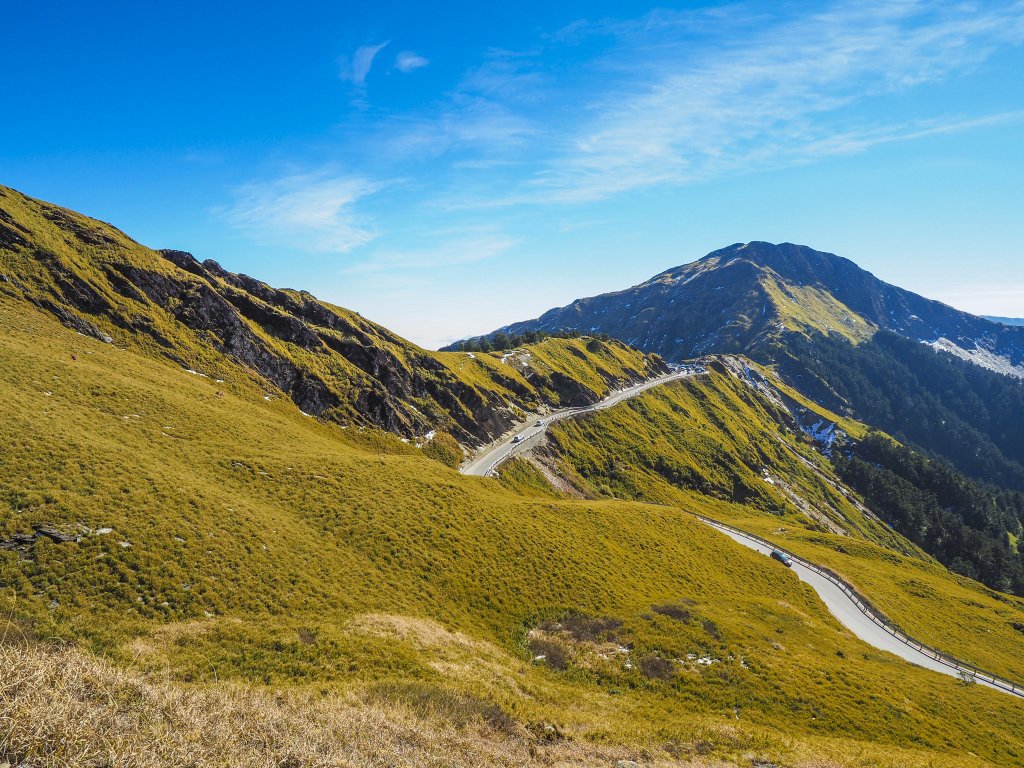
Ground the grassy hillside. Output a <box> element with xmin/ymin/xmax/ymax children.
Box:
<box><xmin>2</xmin><ymin>299</ymin><xmax>1024</xmax><ymax>767</ymax></box>
<box><xmin>543</xmin><ymin>363</ymin><xmax>898</xmax><ymax>544</ymax></box>
<box><xmin>3</xmin><ymin>189</ymin><xmax>1024</xmax><ymax>766</ymax></box>
<box><xmin>532</xmin><ymin>368</ymin><xmax>1024</xmax><ymax>683</ymax></box>
<box><xmin>0</xmin><ymin>185</ymin><xmax>663</xmax><ymax>450</ymax></box>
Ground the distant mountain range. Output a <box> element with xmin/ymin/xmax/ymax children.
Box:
<box><xmin>986</xmin><ymin>315</ymin><xmax>1024</xmax><ymax>327</ymax></box>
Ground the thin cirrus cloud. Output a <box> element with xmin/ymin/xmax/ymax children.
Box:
<box><xmin>219</xmin><ymin>172</ymin><xmax>379</xmax><ymax>254</ymax></box>
<box><xmin>345</xmin><ymin>234</ymin><xmax>518</xmax><ymax>274</ymax></box>
<box><xmin>462</xmin><ymin>1</ymin><xmax>1024</xmax><ymax>205</ymax></box>
<box><xmin>340</xmin><ymin>41</ymin><xmax>390</xmax><ymax>85</ymax></box>
<box><xmin>219</xmin><ymin>3</ymin><xmax>1024</xmax><ymax>268</ymax></box>
<box><xmin>395</xmin><ymin>50</ymin><xmax>429</xmax><ymax>73</ymax></box>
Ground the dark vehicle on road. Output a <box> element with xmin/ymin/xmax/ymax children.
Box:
<box><xmin>770</xmin><ymin>549</ymin><xmax>793</xmax><ymax>567</ymax></box>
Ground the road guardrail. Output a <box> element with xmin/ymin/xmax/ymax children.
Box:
<box><xmin>691</xmin><ymin>512</ymin><xmax>1024</xmax><ymax>699</ymax></box>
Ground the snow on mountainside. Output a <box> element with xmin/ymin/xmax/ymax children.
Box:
<box><xmin>925</xmin><ymin>337</ymin><xmax>1024</xmax><ymax>380</ymax></box>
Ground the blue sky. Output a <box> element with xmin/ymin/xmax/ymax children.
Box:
<box><xmin>4</xmin><ymin>1</ymin><xmax>1024</xmax><ymax>347</ymax></box>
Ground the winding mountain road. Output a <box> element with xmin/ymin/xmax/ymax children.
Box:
<box><xmin>697</xmin><ymin>516</ymin><xmax>1023</xmax><ymax>698</ymax></box>
<box><xmin>461</xmin><ymin>368</ymin><xmax>1024</xmax><ymax>700</ymax></box>
<box><xmin>460</xmin><ymin>368</ymin><xmax>693</xmax><ymax>477</ymax></box>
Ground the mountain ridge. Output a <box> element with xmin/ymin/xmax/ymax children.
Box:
<box><xmin>486</xmin><ymin>241</ymin><xmax>1024</xmax><ymax>378</ymax></box>
<box><xmin>0</xmin><ymin>184</ymin><xmax>665</xmax><ymax>450</ymax></box>
<box><xmin>470</xmin><ymin>240</ymin><xmax>1024</xmax><ymax>492</ymax></box>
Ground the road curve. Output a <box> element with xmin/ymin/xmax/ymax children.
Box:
<box><xmin>697</xmin><ymin>516</ymin><xmax>1024</xmax><ymax>699</ymax></box>
<box><xmin>460</xmin><ymin>366</ymin><xmax>1024</xmax><ymax>700</ymax></box>
<box><xmin>460</xmin><ymin>369</ymin><xmax>692</xmax><ymax>477</ymax></box>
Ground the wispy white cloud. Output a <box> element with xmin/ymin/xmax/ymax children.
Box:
<box><xmin>346</xmin><ymin>233</ymin><xmax>517</xmax><ymax>274</ymax></box>
<box><xmin>220</xmin><ymin>171</ymin><xmax>379</xmax><ymax>254</ymax></box>
<box><xmin>340</xmin><ymin>41</ymin><xmax>390</xmax><ymax>85</ymax></box>
<box><xmin>524</xmin><ymin>0</ymin><xmax>1024</xmax><ymax>203</ymax></box>
<box><xmin>395</xmin><ymin>50</ymin><xmax>429</xmax><ymax>73</ymax></box>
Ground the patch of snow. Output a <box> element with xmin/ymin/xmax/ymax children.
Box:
<box><xmin>183</xmin><ymin>369</ymin><xmax>208</xmax><ymax>378</ymax></box>
<box><xmin>466</xmin><ymin>352</ymin><xmax>476</xmax><ymax>359</ymax></box>
<box><xmin>801</xmin><ymin>419</ymin><xmax>838</xmax><ymax>452</ymax></box>
<box><xmin>924</xmin><ymin>338</ymin><xmax>1024</xmax><ymax>380</ymax></box>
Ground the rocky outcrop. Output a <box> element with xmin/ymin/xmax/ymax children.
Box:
<box><xmin>1</xmin><ymin>185</ymin><xmax>662</xmax><ymax>447</ymax></box>
<box><xmin>0</xmin><ymin>525</ymin><xmax>80</xmax><ymax>554</ymax></box>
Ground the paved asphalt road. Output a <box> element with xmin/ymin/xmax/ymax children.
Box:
<box><xmin>700</xmin><ymin>518</ymin><xmax>1023</xmax><ymax>699</ymax></box>
<box><xmin>460</xmin><ymin>370</ymin><xmax>691</xmax><ymax>477</ymax></box>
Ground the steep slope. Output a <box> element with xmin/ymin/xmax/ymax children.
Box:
<box><xmin>0</xmin><ymin>185</ymin><xmax>664</xmax><ymax>449</ymax></box>
<box><xmin>769</xmin><ymin>330</ymin><xmax>1024</xmax><ymax>489</ymax></box>
<box><xmin>3</xmin><ymin>297</ymin><xmax>1024</xmax><ymax>768</ymax></box>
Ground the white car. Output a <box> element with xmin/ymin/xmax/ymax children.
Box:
<box><xmin>534</xmin><ymin>420</ymin><xmax>545</xmax><ymax>427</ymax></box>
<box><xmin>511</xmin><ymin>435</ymin><xmax>524</xmax><ymax>443</ymax></box>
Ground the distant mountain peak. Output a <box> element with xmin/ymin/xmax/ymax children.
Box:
<box><xmin>483</xmin><ymin>242</ymin><xmax>1024</xmax><ymax>380</ymax></box>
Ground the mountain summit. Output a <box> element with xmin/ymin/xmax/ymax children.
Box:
<box><xmin>489</xmin><ymin>241</ymin><xmax>1024</xmax><ymax>377</ymax></box>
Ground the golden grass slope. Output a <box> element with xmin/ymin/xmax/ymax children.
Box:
<box><xmin>537</xmin><ymin>369</ymin><xmax>1024</xmax><ymax>683</ymax></box>
<box><xmin>1</xmin><ymin>301</ymin><xmax>1023</xmax><ymax>766</ymax></box>
<box><xmin>7</xmin><ymin>634</ymin><xmax>1013</xmax><ymax>768</ymax></box>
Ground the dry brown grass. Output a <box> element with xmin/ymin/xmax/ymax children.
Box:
<box><xmin>0</xmin><ymin>638</ymin><xmax>1006</xmax><ymax>768</ymax></box>
<box><xmin>0</xmin><ymin>638</ymin><xmax>734</xmax><ymax>768</ymax></box>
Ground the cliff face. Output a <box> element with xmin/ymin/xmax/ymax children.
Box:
<box><xmin>0</xmin><ymin>185</ymin><xmax>664</xmax><ymax>446</ymax></box>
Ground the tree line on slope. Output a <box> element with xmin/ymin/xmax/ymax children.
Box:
<box><xmin>770</xmin><ymin>330</ymin><xmax>1024</xmax><ymax>491</ymax></box>
<box><xmin>833</xmin><ymin>432</ymin><xmax>1024</xmax><ymax>596</ymax></box>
